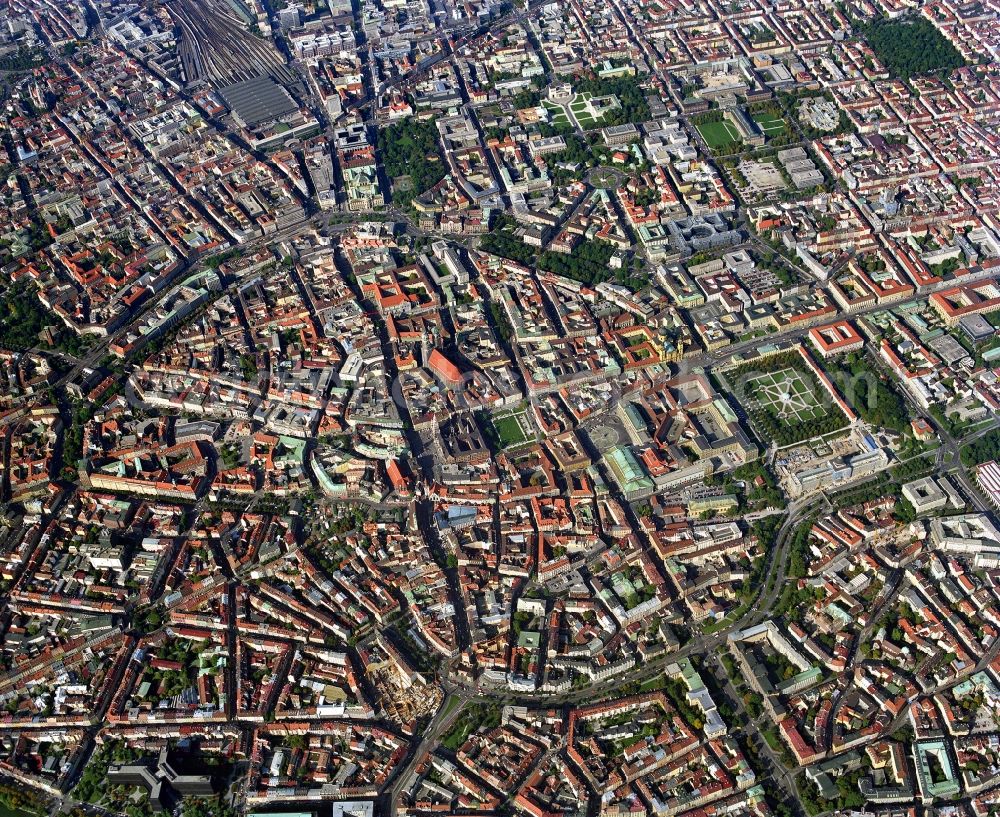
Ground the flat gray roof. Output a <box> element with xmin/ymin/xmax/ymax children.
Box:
<box><xmin>218</xmin><ymin>76</ymin><xmax>298</xmax><ymax>127</ymax></box>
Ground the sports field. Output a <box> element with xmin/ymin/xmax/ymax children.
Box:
<box><xmin>696</xmin><ymin>119</ymin><xmax>742</xmax><ymax>149</ymax></box>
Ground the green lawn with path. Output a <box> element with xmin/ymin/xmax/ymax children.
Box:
<box><xmin>752</xmin><ymin>111</ymin><xmax>787</xmax><ymax>135</ymax></box>
<box><xmin>543</xmin><ymin>100</ymin><xmax>571</xmax><ymax>126</ymax></box>
<box><xmin>493</xmin><ymin>414</ymin><xmax>529</xmax><ymax>448</ymax></box>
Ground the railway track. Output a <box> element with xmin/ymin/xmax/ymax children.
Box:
<box><xmin>165</xmin><ymin>0</ymin><xmax>297</xmax><ymax>87</ymax></box>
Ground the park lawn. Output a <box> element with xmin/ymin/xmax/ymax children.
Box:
<box><xmin>439</xmin><ymin>695</ymin><xmax>462</xmax><ymax>720</ymax></box>
<box><xmin>724</xmin><ymin>349</ymin><xmax>855</xmax><ymax>447</ymax></box>
<box><xmin>542</xmin><ymin>100</ymin><xmax>571</xmax><ymax>126</ymax></box>
<box><xmin>638</xmin><ymin>676</ymin><xmax>666</xmax><ymax>693</ymax></box>
<box><xmin>493</xmin><ymin>414</ymin><xmax>529</xmax><ymax>448</ymax></box>
<box><xmin>746</xmin><ymin>368</ymin><xmax>828</xmax><ymax>424</ymax></box>
<box><xmin>753</xmin><ymin>111</ymin><xmax>787</xmax><ymax>134</ymax></box>
<box><xmin>441</xmin><ymin>720</ymin><xmax>474</xmax><ymax>752</ymax></box>
<box><xmin>441</xmin><ymin>703</ymin><xmax>500</xmax><ymax>751</ymax></box>
<box><xmin>703</xmin><ymin>604</ymin><xmax>749</xmax><ymax>634</ymax></box>
<box><xmin>696</xmin><ymin>119</ymin><xmax>742</xmax><ymax>150</ymax></box>
<box><xmin>570</xmin><ymin>92</ymin><xmax>602</xmax><ymax>128</ymax></box>
<box><xmin>543</xmin><ymin>100</ymin><xmax>570</xmax><ymax>123</ymax></box>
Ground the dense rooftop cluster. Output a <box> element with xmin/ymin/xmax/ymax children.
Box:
<box><xmin>0</xmin><ymin>0</ymin><xmax>998</xmax><ymax>816</ymax></box>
